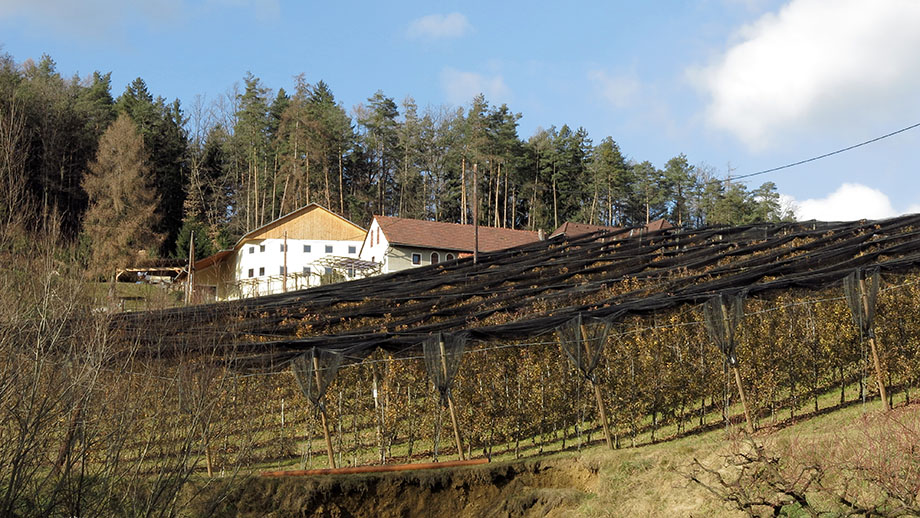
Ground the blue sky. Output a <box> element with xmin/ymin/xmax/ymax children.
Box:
<box><xmin>2</xmin><ymin>0</ymin><xmax>919</xmax><ymax>221</ymax></box>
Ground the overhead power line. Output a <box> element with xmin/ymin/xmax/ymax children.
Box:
<box><xmin>731</xmin><ymin>121</ymin><xmax>920</xmax><ymax>182</ymax></box>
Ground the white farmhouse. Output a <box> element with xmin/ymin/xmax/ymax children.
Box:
<box><xmin>189</xmin><ymin>204</ymin><xmax>370</xmax><ymax>301</ymax></box>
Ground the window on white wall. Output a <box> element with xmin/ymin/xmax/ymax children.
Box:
<box><xmin>303</xmin><ymin>266</ymin><xmax>311</xmax><ymax>275</ymax></box>
<box><xmin>249</xmin><ymin>246</ymin><xmax>255</xmax><ymax>254</ymax></box>
<box><xmin>248</xmin><ymin>268</ymin><xmax>254</xmax><ymax>277</ymax></box>
<box><xmin>446</xmin><ymin>253</ymin><xmax>455</xmax><ymax>261</ymax></box>
<box><xmin>431</xmin><ymin>252</ymin><xmax>440</xmax><ymax>264</ymax></box>
<box><xmin>259</xmin><ymin>244</ymin><xmax>265</xmax><ymax>252</ymax></box>
<box><xmin>324</xmin><ymin>267</ymin><xmax>333</xmax><ymax>275</ymax></box>
<box><xmin>259</xmin><ymin>267</ymin><xmax>265</xmax><ymax>276</ymax></box>
<box><xmin>325</xmin><ymin>245</ymin><xmax>333</xmax><ymax>254</ymax></box>
<box><xmin>303</xmin><ymin>244</ymin><xmax>311</xmax><ymax>253</ymax></box>
<box><xmin>279</xmin><ymin>266</ymin><xmax>286</xmax><ymax>275</ymax></box>
<box><xmin>411</xmin><ymin>253</ymin><xmax>421</xmax><ymax>265</ymax></box>
<box><xmin>348</xmin><ymin>245</ymin><xmax>356</xmax><ymax>254</ymax></box>
<box><xmin>280</xmin><ymin>244</ymin><xmax>286</xmax><ymax>252</ymax></box>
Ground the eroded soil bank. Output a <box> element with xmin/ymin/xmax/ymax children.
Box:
<box><xmin>211</xmin><ymin>457</ymin><xmax>599</xmax><ymax>518</ymax></box>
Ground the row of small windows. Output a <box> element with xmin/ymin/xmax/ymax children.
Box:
<box><xmin>247</xmin><ymin>265</ymin><xmax>342</xmax><ymax>278</ymax></box>
<box><xmin>411</xmin><ymin>251</ymin><xmax>455</xmax><ymax>265</ymax></box>
<box><xmin>248</xmin><ymin>244</ymin><xmax>357</xmax><ymax>254</ymax></box>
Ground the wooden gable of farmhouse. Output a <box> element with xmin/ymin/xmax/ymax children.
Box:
<box><xmin>245</xmin><ymin>204</ymin><xmax>366</xmax><ymax>242</ymax></box>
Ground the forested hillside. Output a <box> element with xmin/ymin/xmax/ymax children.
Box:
<box><xmin>0</xmin><ymin>52</ymin><xmax>789</xmax><ymax>267</ymax></box>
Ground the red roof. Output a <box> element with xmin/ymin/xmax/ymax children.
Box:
<box><xmin>375</xmin><ymin>216</ymin><xmax>542</xmax><ymax>253</ymax></box>
<box><xmin>548</xmin><ymin>222</ymin><xmax>623</xmax><ymax>239</ymax></box>
<box><xmin>645</xmin><ymin>218</ymin><xmax>674</xmax><ymax>231</ymax></box>
<box><xmin>550</xmin><ymin>219</ymin><xmax>674</xmax><ymax>239</ymax></box>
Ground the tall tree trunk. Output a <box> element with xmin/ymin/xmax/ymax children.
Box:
<box><xmin>645</xmin><ymin>187</ymin><xmax>650</xmax><ymax>225</ymax></box>
<box><xmin>338</xmin><ymin>147</ymin><xmax>344</xmax><ymax>214</ymax></box>
<box><xmin>461</xmin><ymin>157</ymin><xmax>466</xmax><ymax>225</ymax></box>
<box><xmin>510</xmin><ymin>186</ymin><xmax>516</xmax><ymax>229</ymax></box>
<box><xmin>503</xmin><ymin>163</ymin><xmax>509</xmax><ymax>228</ymax></box>
<box><xmin>305</xmin><ymin>151</ymin><xmax>311</xmax><ymax>206</ymax></box>
<box><xmin>590</xmin><ymin>176</ymin><xmax>599</xmax><ymax>225</ymax></box>
<box><xmin>261</xmin><ymin>163</ymin><xmax>268</xmax><ymax>227</ymax></box>
<box><xmin>529</xmin><ymin>165</ymin><xmax>539</xmax><ymax>231</ymax></box>
<box><xmin>271</xmin><ymin>155</ymin><xmax>278</xmax><ymax>220</ymax></box>
<box><xmin>277</xmin><ymin>173</ymin><xmax>287</xmax><ymax>219</ymax></box>
<box><xmin>494</xmin><ymin>161</ymin><xmax>500</xmax><ymax>228</ymax></box>
<box><xmin>552</xmin><ymin>164</ymin><xmax>558</xmax><ymax>230</ymax></box>
<box><xmin>607</xmin><ymin>174</ymin><xmax>613</xmax><ymax>226</ymax></box>
<box><xmin>323</xmin><ymin>161</ymin><xmax>331</xmax><ymax>209</ymax></box>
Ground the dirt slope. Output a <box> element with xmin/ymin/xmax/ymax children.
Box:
<box><xmin>217</xmin><ymin>457</ymin><xmax>597</xmax><ymax>518</ymax></box>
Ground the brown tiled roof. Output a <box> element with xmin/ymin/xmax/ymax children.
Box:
<box><xmin>550</xmin><ymin>219</ymin><xmax>674</xmax><ymax>239</ymax></box>
<box><xmin>645</xmin><ymin>218</ymin><xmax>674</xmax><ymax>231</ymax></box>
<box><xmin>548</xmin><ymin>221</ymin><xmax>622</xmax><ymax>239</ymax></box>
<box><xmin>375</xmin><ymin>216</ymin><xmax>542</xmax><ymax>252</ymax></box>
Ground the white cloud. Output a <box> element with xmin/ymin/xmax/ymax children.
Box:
<box><xmin>691</xmin><ymin>0</ymin><xmax>920</xmax><ymax>150</ymax></box>
<box><xmin>441</xmin><ymin>68</ymin><xmax>510</xmax><ymax>105</ymax></box>
<box><xmin>789</xmin><ymin>183</ymin><xmax>901</xmax><ymax>221</ymax></box>
<box><xmin>588</xmin><ymin>69</ymin><xmax>640</xmax><ymax>109</ymax></box>
<box><xmin>407</xmin><ymin>13</ymin><xmax>471</xmax><ymax>39</ymax></box>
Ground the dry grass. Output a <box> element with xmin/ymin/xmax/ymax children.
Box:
<box><xmin>564</xmin><ymin>399</ymin><xmax>894</xmax><ymax>518</ymax></box>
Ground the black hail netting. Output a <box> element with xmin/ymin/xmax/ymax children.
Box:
<box><xmin>423</xmin><ymin>332</ymin><xmax>467</xmax><ymax>405</ymax></box>
<box><xmin>555</xmin><ymin>314</ymin><xmax>612</xmax><ymax>383</ymax></box>
<box><xmin>843</xmin><ymin>268</ymin><xmax>880</xmax><ymax>339</ymax></box>
<box><xmin>108</xmin><ymin>213</ymin><xmax>920</xmax><ymax>370</ymax></box>
<box><xmin>703</xmin><ymin>293</ymin><xmax>745</xmax><ymax>366</ymax></box>
<box><xmin>291</xmin><ymin>347</ymin><xmax>343</xmax><ymax>410</ymax></box>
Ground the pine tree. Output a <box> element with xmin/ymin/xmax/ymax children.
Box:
<box><xmin>117</xmin><ymin>78</ymin><xmax>188</xmax><ymax>255</ymax></box>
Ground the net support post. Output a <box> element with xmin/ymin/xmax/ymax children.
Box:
<box><xmin>440</xmin><ymin>338</ymin><xmax>466</xmax><ymax>461</ymax></box>
<box><xmin>313</xmin><ymin>354</ymin><xmax>337</xmax><ymax>469</ymax></box>
<box><xmin>859</xmin><ymin>276</ymin><xmax>890</xmax><ymax>411</ymax></box>
<box><xmin>580</xmin><ymin>324</ymin><xmax>614</xmax><ymax>449</ymax></box>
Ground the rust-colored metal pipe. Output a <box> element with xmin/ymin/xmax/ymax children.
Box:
<box><xmin>260</xmin><ymin>457</ymin><xmax>489</xmax><ymax>477</ymax></box>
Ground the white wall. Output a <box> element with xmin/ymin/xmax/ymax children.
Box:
<box><xmin>230</xmin><ymin>237</ymin><xmax>362</xmax><ymax>297</ymax></box>
<box><xmin>358</xmin><ymin>218</ymin><xmax>463</xmax><ymax>274</ymax></box>
<box><xmin>358</xmin><ymin>219</ymin><xmax>390</xmax><ymax>272</ymax></box>
<box><xmin>385</xmin><ymin>246</ymin><xmax>458</xmax><ymax>273</ymax></box>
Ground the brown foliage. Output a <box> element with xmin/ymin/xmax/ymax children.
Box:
<box><xmin>82</xmin><ymin>113</ymin><xmax>160</xmax><ymax>277</ymax></box>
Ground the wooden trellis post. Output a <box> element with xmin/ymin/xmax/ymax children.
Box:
<box><xmin>846</xmin><ymin>270</ymin><xmax>890</xmax><ymax>411</ymax></box>
<box><xmin>580</xmin><ymin>324</ymin><xmax>613</xmax><ymax>449</ymax></box>
<box><xmin>441</xmin><ymin>338</ymin><xmax>466</xmax><ymax>461</ymax></box>
<box><xmin>704</xmin><ymin>294</ymin><xmax>754</xmax><ymax>434</ymax></box>
<box><xmin>860</xmin><ymin>276</ymin><xmax>889</xmax><ymax>411</ymax></box>
<box><xmin>423</xmin><ymin>332</ymin><xmax>467</xmax><ymax>461</ymax></box>
<box><xmin>723</xmin><ymin>302</ymin><xmax>754</xmax><ymax>434</ymax></box>
<box><xmin>313</xmin><ymin>355</ymin><xmax>336</xmax><ymax>468</ymax></box>
<box><xmin>556</xmin><ymin>314</ymin><xmax>614</xmax><ymax>449</ymax></box>
<box><xmin>292</xmin><ymin>349</ymin><xmax>343</xmax><ymax>470</ymax></box>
